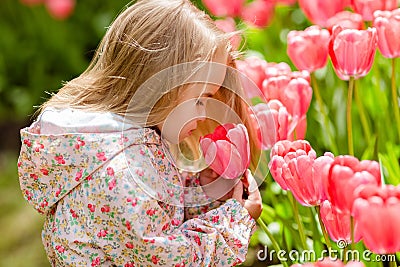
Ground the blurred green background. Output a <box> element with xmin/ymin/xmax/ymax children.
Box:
<box><xmin>2</xmin><ymin>0</ymin><xmax>399</xmax><ymax>266</ymax></box>
<box><xmin>0</xmin><ymin>1</ymin><xmax>130</xmax><ymax>266</ymax></box>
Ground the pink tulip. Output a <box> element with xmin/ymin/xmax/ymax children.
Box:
<box><xmin>264</xmin><ymin>61</ymin><xmax>293</xmax><ymax>80</ymax></box>
<box><xmin>291</xmin><ymin>70</ymin><xmax>311</xmax><ymax>84</ymax></box>
<box><xmin>326</xmin><ymin>155</ymin><xmax>381</xmax><ymax>214</ymax></box>
<box><xmin>45</xmin><ymin>0</ymin><xmax>75</xmax><ymax>20</ymax></box>
<box><xmin>326</xmin><ymin>11</ymin><xmax>364</xmax><ymax>32</ymax></box>
<box><xmin>353</xmin><ymin>184</ymin><xmax>400</xmax><ymax>254</ymax></box>
<box><xmin>236</xmin><ymin>56</ymin><xmax>268</xmax><ymax>99</ymax></box>
<box><xmin>352</xmin><ymin>0</ymin><xmax>398</xmax><ymax>21</ymax></box>
<box><xmin>287</xmin><ymin>26</ymin><xmax>331</xmax><ymax>72</ymax></box>
<box><xmin>298</xmin><ymin>0</ymin><xmax>348</xmax><ymax>27</ymax></box>
<box><xmin>320</xmin><ymin>200</ymin><xmax>362</xmax><ymax>243</ymax></box>
<box><xmin>214</xmin><ymin>18</ymin><xmax>242</xmax><ymax>50</ymax></box>
<box><xmin>202</xmin><ymin>0</ymin><xmax>245</xmax><ymax>17</ymax></box>
<box><xmin>199</xmin><ymin>123</ymin><xmax>250</xmax><ymax>179</ymax></box>
<box><xmin>269</xmin><ymin>140</ymin><xmax>316</xmax><ymax>191</ymax></box>
<box><xmin>250</xmin><ymin>100</ymin><xmax>294</xmax><ymax>150</ymax></box>
<box><xmin>262</xmin><ymin>75</ymin><xmax>313</xmax><ymax>124</ymax></box>
<box><xmin>241</xmin><ymin>0</ymin><xmax>275</xmax><ymax>28</ymax></box>
<box><xmin>373</xmin><ymin>9</ymin><xmax>400</xmax><ymax>58</ymax></box>
<box><xmin>270</xmin><ymin>140</ymin><xmax>334</xmax><ymax>205</ymax></box>
<box><xmin>293</xmin><ymin>116</ymin><xmax>307</xmax><ymax>140</ymax></box>
<box><xmin>291</xmin><ymin>258</ymin><xmax>365</xmax><ymax>267</ymax></box>
<box><xmin>329</xmin><ymin>25</ymin><xmax>377</xmax><ymax>80</ymax></box>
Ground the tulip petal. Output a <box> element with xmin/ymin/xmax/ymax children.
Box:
<box><xmin>226</xmin><ymin>123</ymin><xmax>250</xmax><ymax>169</ymax></box>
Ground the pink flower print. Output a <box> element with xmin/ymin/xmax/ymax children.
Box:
<box><xmin>30</xmin><ymin>173</ymin><xmax>38</xmax><ymax>180</ymax></box>
<box><xmin>136</xmin><ymin>169</ymin><xmax>144</xmax><ymax>177</ymax></box>
<box><xmin>125</xmin><ymin>221</ymin><xmax>132</xmax><ymax>231</ymax></box>
<box><xmin>87</xmin><ymin>204</ymin><xmax>95</xmax><ymax>212</ymax></box>
<box><xmin>106</xmin><ymin>167</ymin><xmax>114</xmax><ymax>176</ymax></box>
<box><xmin>143</xmin><ymin>238</ymin><xmax>155</xmax><ymax>243</ymax></box>
<box><xmin>139</xmin><ymin>149</ymin><xmax>145</xmax><ymax>156</ymax></box>
<box><xmin>100</xmin><ymin>205</ymin><xmax>110</xmax><ymax>213</ymax></box>
<box><xmin>175</xmin><ymin>263</ymin><xmax>186</xmax><ymax>267</ymax></box>
<box><xmin>118</xmin><ymin>135</ymin><xmax>129</xmax><ymax>145</ymax></box>
<box><xmin>151</xmin><ymin>255</ymin><xmax>160</xmax><ymax>264</ymax></box>
<box><xmin>40</xmin><ymin>199</ymin><xmax>48</xmax><ymax>208</ymax></box>
<box><xmin>18</xmin><ymin>161</ymin><xmax>22</xmax><ymax>167</ymax></box>
<box><xmin>91</xmin><ymin>256</ymin><xmax>101</xmax><ymax>267</ymax></box>
<box><xmin>171</xmin><ymin>218</ymin><xmax>180</xmax><ymax>226</ymax></box>
<box><xmin>55</xmin><ymin>155</ymin><xmax>66</xmax><ymax>164</ymax></box>
<box><xmin>96</xmin><ymin>152</ymin><xmax>107</xmax><ymax>161</ymax></box>
<box><xmin>25</xmin><ymin>190</ymin><xmax>33</xmax><ymax>200</ymax></box>
<box><xmin>97</xmin><ymin>229</ymin><xmax>108</xmax><ymax>238</ymax></box>
<box><xmin>157</xmin><ymin>150</ymin><xmax>165</xmax><ymax>159</ymax></box>
<box><xmin>167</xmin><ymin>189</ymin><xmax>175</xmax><ymax>197</ymax></box>
<box><xmin>233</xmin><ymin>259</ymin><xmax>241</xmax><ymax>266</ymax></box>
<box><xmin>162</xmin><ymin>223</ymin><xmax>169</xmax><ymax>231</ymax></box>
<box><xmin>125</xmin><ymin>242</ymin><xmax>134</xmax><ymax>249</ymax></box>
<box><xmin>75</xmin><ymin>169</ymin><xmax>83</xmax><ymax>181</ymax></box>
<box><xmin>194</xmin><ymin>235</ymin><xmax>202</xmax><ymax>246</ymax></box>
<box><xmin>146</xmin><ymin>208</ymin><xmax>156</xmax><ymax>216</ymax></box>
<box><xmin>40</xmin><ymin>168</ymin><xmax>49</xmax><ymax>175</ymax></box>
<box><xmin>55</xmin><ymin>245</ymin><xmax>65</xmax><ymax>253</ymax></box>
<box><xmin>23</xmin><ymin>139</ymin><xmax>31</xmax><ymax>147</ymax></box>
<box><xmin>168</xmin><ymin>235</ymin><xmax>176</xmax><ymax>241</ymax></box>
<box><xmin>86</xmin><ymin>175</ymin><xmax>93</xmax><ymax>181</ymax></box>
<box><xmin>234</xmin><ymin>238</ymin><xmax>243</xmax><ymax>248</ymax></box>
<box><xmin>212</xmin><ymin>215</ymin><xmax>220</xmax><ymax>223</ymax></box>
<box><xmin>125</xmin><ymin>263</ymin><xmax>135</xmax><ymax>267</ymax></box>
<box><xmin>108</xmin><ymin>178</ymin><xmax>116</xmax><ymax>191</ymax></box>
<box><xmin>55</xmin><ymin>186</ymin><xmax>62</xmax><ymax>197</ymax></box>
<box><xmin>127</xmin><ymin>197</ymin><xmax>138</xmax><ymax>207</ymax></box>
<box><xmin>75</xmin><ymin>137</ymin><xmax>85</xmax><ymax>149</ymax></box>
<box><xmin>33</xmin><ymin>142</ymin><xmax>44</xmax><ymax>152</ymax></box>
<box><xmin>70</xmin><ymin>209</ymin><xmax>78</xmax><ymax>219</ymax></box>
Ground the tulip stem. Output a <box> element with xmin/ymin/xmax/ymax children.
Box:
<box><xmin>389</xmin><ymin>254</ymin><xmax>397</xmax><ymax>267</ymax></box>
<box><xmin>347</xmin><ymin>77</ymin><xmax>355</xmax><ymax>156</ymax></box>
<box><xmin>315</xmin><ymin>206</ymin><xmax>332</xmax><ymax>251</ymax></box>
<box><xmin>342</xmin><ymin>246</ymin><xmax>348</xmax><ymax>263</ymax></box>
<box><xmin>288</xmin><ymin>192</ymin><xmax>308</xmax><ymax>250</ymax></box>
<box><xmin>354</xmin><ymin>79</ymin><xmax>372</xmax><ymax>147</ymax></box>
<box><xmin>350</xmin><ymin>215</ymin><xmax>355</xmax><ymax>251</ymax></box>
<box><xmin>311</xmin><ymin>73</ymin><xmax>338</xmax><ymax>155</ymax></box>
<box><xmin>256</xmin><ymin>218</ymin><xmax>289</xmax><ymax>267</ymax></box>
<box><xmin>391</xmin><ymin>58</ymin><xmax>400</xmax><ymax>142</ymax></box>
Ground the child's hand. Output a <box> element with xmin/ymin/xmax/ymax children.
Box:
<box><xmin>199</xmin><ymin>168</ymin><xmax>236</xmax><ymax>201</ymax></box>
<box><xmin>232</xmin><ymin>170</ymin><xmax>262</xmax><ymax>220</ymax></box>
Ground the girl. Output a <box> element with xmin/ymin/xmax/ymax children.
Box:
<box><xmin>18</xmin><ymin>0</ymin><xmax>262</xmax><ymax>266</ymax></box>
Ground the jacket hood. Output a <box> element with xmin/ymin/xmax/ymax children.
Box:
<box><xmin>18</xmin><ymin>108</ymin><xmax>160</xmax><ymax>214</ymax></box>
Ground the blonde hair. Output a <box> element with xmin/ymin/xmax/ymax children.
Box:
<box><xmin>42</xmin><ymin>0</ymin><xmax>227</xmax><ymax>119</ymax></box>
<box><xmin>40</xmin><ymin>0</ymin><xmax>260</xmax><ymax>170</ymax></box>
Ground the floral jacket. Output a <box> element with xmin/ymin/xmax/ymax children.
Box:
<box><xmin>18</xmin><ymin>108</ymin><xmax>256</xmax><ymax>267</ymax></box>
